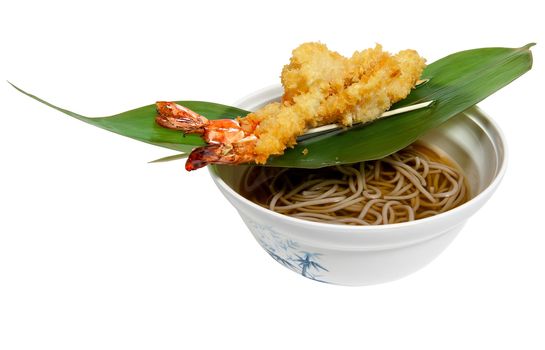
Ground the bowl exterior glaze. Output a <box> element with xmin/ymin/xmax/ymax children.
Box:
<box><xmin>208</xmin><ymin>86</ymin><xmax>507</xmax><ymax>286</ymax></box>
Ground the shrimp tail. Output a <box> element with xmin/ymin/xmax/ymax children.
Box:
<box><xmin>155</xmin><ymin>102</ymin><xmax>258</xmax><ymax>170</ymax></box>
<box><xmin>185</xmin><ymin>144</ymin><xmax>223</xmax><ymax>171</ymax></box>
<box><xmin>156</xmin><ymin>101</ymin><xmax>209</xmax><ymax>134</ymax></box>
<box><xmin>185</xmin><ymin>136</ymin><xmax>257</xmax><ymax>171</ymax></box>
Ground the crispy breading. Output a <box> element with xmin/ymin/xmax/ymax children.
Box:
<box><xmin>239</xmin><ymin>43</ymin><xmax>426</xmax><ymax>164</ymax></box>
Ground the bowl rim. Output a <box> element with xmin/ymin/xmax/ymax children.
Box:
<box><xmin>208</xmin><ymin>86</ymin><xmax>508</xmax><ymax>233</ymax></box>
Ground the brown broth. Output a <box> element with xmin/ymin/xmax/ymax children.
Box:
<box><xmin>239</xmin><ymin>143</ymin><xmax>469</xmax><ymax>225</ymax></box>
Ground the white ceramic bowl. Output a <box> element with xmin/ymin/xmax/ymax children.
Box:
<box><xmin>209</xmin><ymin>86</ymin><xmax>507</xmax><ymax>286</ymax></box>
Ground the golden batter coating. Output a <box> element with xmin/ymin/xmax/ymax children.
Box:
<box><xmin>156</xmin><ymin>42</ymin><xmax>426</xmax><ymax>170</ymax></box>
<box><xmin>242</xmin><ymin>43</ymin><xmax>426</xmax><ymax>163</ymax></box>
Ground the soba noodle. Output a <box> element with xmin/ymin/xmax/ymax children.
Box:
<box><xmin>241</xmin><ymin>144</ymin><xmax>468</xmax><ymax>225</ymax></box>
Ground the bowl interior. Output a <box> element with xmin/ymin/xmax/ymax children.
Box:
<box><xmin>212</xmin><ymin>87</ymin><xmax>506</xmax><ymax>223</ymax></box>
<box><xmin>415</xmin><ymin>107</ymin><xmax>505</xmax><ymax>197</ymax></box>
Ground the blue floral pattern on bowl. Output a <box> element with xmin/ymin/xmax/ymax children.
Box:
<box><xmin>246</xmin><ymin>219</ymin><xmax>329</xmax><ymax>282</ymax></box>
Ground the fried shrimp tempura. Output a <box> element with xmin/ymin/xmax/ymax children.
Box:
<box><xmin>155</xmin><ymin>43</ymin><xmax>426</xmax><ymax>170</ymax></box>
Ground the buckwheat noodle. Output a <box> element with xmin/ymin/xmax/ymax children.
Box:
<box><xmin>241</xmin><ymin>144</ymin><xmax>468</xmax><ymax>225</ymax></box>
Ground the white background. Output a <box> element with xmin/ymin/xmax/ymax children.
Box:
<box><xmin>1</xmin><ymin>1</ymin><xmax>543</xmax><ymax>349</ymax></box>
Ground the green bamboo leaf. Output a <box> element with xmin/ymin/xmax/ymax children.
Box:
<box><xmin>266</xmin><ymin>43</ymin><xmax>534</xmax><ymax>167</ymax></box>
<box><xmin>10</xmin><ymin>44</ymin><xmax>533</xmax><ymax>168</ymax></box>
<box><xmin>148</xmin><ymin>153</ymin><xmax>188</xmax><ymax>163</ymax></box>
<box><xmin>9</xmin><ymin>82</ymin><xmax>249</xmax><ymax>154</ymax></box>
